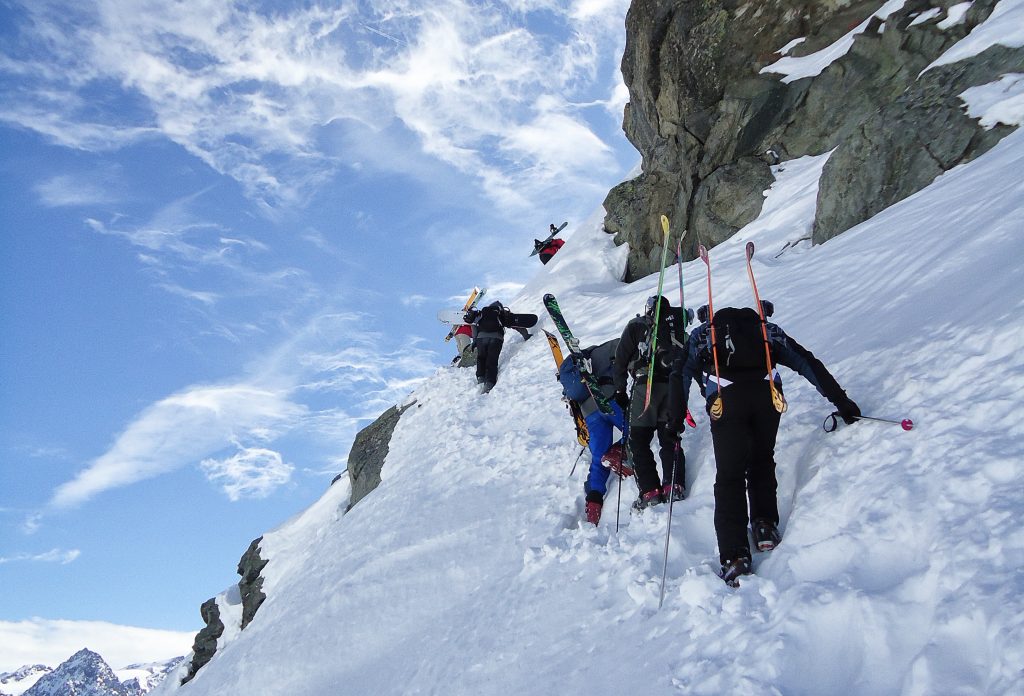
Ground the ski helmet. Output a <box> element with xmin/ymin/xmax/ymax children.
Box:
<box><xmin>645</xmin><ymin>295</ymin><xmax>670</xmax><ymax>319</ymax></box>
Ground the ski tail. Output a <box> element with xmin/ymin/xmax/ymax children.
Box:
<box><xmin>699</xmin><ymin>245</ymin><xmax>724</xmax><ymax>420</ymax></box>
<box><xmin>542</xmin><ymin>294</ymin><xmax>614</xmax><ymax>415</ymax></box>
<box><xmin>640</xmin><ymin>215</ymin><xmax>672</xmax><ymax>415</ymax></box>
<box><xmin>543</xmin><ymin>330</ymin><xmax>589</xmax><ymax>447</ymax></box>
<box><xmin>744</xmin><ymin>242</ymin><xmax>787</xmax><ymax>414</ymax></box>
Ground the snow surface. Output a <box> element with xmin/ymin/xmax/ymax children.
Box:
<box><xmin>149</xmin><ymin>90</ymin><xmax>1024</xmax><ymax>694</ymax></box>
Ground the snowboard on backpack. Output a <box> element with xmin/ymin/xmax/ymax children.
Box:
<box><xmin>503</xmin><ymin>313</ymin><xmax>538</xmax><ymax>329</ymax></box>
<box><xmin>529</xmin><ymin>221</ymin><xmax>568</xmax><ymax>257</ymax></box>
<box><xmin>442</xmin><ymin>287</ymin><xmax>486</xmax><ymax>342</ymax></box>
<box><xmin>437</xmin><ymin>308</ymin><xmax>472</xmax><ymax>324</ymax></box>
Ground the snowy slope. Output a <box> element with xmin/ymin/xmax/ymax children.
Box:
<box><xmin>151</xmin><ymin>108</ymin><xmax>1024</xmax><ymax>694</ymax></box>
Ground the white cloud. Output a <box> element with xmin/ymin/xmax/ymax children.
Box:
<box><xmin>0</xmin><ymin>548</ymin><xmax>80</xmax><ymax>565</ymax></box>
<box><xmin>44</xmin><ymin>310</ymin><xmax>439</xmax><ymax>511</ymax></box>
<box><xmin>0</xmin><ymin>0</ymin><xmax>631</xmax><ymax>213</ymax></box>
<box><xmin>33</xmin><ymin>174</ymin><xmax>118</xmax><ymax>207</ymax></box>
<box><xmin>201</xmin><ymin>447</ymin><xmax>294</xmax><ymax>501</ymax></box>
<box><xmin>0</xmin><ymin>618</ymin><xmax>194</xmax><ymax>673</ymax></box>
<box><xmin>49</xmin><ymin>384</ymin><xmax>306</xmax><ymax>509</ymax></box>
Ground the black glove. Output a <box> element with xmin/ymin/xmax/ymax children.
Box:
<box><xmin>614</xmin><ymin>390</ymin><xmax>630</xmax><ymax>410</ymax></box>
<box><xmin>836</xmin><ymin>397</ymin><xmax>861</xmax><ymax>425</ymax></box>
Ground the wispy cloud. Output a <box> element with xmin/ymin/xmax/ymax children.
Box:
<box><xmin>201</xmin><ymin>447</ymin><xmax>294</xmax><ymax>501</ymax></box>
<box><xmin>49</xmin><ymin>383</ymin><xmax>306</xmax><ymax>509</ymax></box>
<box><xmin>0</xmin><ymin>0</ymin><xmax>630</xmax><ymax>212</ymax></box>
<box><xmin>34</xmin><ymin>173</ymin><xmax>118</xmax><ymax>207</ymax></box>
<box><xmin>45</xmin><ymin>310</ymin><xmax>438</xmax><ymax>510</ymax></box>
<box><xmin>0</xmin><ymin>548</ymin><xmax>80</xmax><ymax>565</ymax></box>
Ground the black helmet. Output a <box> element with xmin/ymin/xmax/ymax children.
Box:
<box><xmin>761</xmin><ymin>299</ymin><xmax>774</xmax><ymax>317</ymax></box>
<box><xmin>644</xmin><ymin>295</ymin><xmax>670</xmax><ymax>319</ymax></box>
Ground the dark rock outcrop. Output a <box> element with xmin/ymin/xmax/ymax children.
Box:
<box><xmin>181</xmin><ymin>537</ymin><xmax>267</xmax><ymax>684</ymax></box>
<box><xmin>346</xmin><ymin>401</ymin><xmax>415</xmax><ymax>510</ymax></box>
<box><xmin>180</xmin><ymin>599</ymin><xmax>223</xmax><ymax>685</ymax></box>
<box><xmin>237</xmin><ymin>537</ymin><xmax>269</xmax><ymax>630</ymax></box>
<box><xmin>606</xmin><ymin>0</ymin><xmax>1019</xmax><ymax>278</ymax></box>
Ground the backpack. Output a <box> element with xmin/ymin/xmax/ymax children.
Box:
<box><xmin>708</xmin><ymin>307</ymin><xmax>770</xmax><ymax>378</ymax></box>
<box><xmin>559</xmin><ymin>338</ymin><xmax>618</xmax><ymax>403</ymax></box>
<box><xmin>476</xmin><ymin>302</ymin><xmax>505</xmax><ymax>332</ymax></box>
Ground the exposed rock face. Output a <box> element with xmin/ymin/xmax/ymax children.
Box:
<box><xmin>813</xmin><ymin>41</ymin><xmax>1021</xmax><ymax>242</ymax></box>
<box><xmin>181</xmin><ymin>537</ymin><xmax>267</xmax><ymax>684</ymax></box>
<box><xmin>607</xmin><ymin>0</ymin><xmax>1019</xmax><ymax>278</ymax></box>
<box><xmin>237</xmin><ymin>537</ymin><xmax>269</xmax><ymax>630</ymax></box>
<box><xmin>346</xmin><ymin>401</ymin><xmax>415</xmax><ymax>510</ymax></box>
<box><xmin>180</xmin><ymin>599</ymin><xmax>223</xmax><ymax>685</ymax></box>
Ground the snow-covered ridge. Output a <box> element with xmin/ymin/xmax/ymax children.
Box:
<box><xmin>153</xmin><ymin>105</ymin><xmax>1024</xmax><ymax>693</ymax></box>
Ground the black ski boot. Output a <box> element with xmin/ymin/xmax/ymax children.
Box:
<box><xmin>752</xmin><ymin>518</ymin><xmax>782</xmax><ymax>552</ymax></box>
<box><xmin>720</xmin><ymin>556</ymin><xmax>752</xmax><ymax>587</ymax></box>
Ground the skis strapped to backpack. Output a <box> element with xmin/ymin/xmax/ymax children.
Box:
<box><xmin>745</xmin><ymin>242</ymin><xmax>787</xmax><ymax>414</ymax></box>
<box><xmin>542</xmin><ymin>294</ymin><xmax>614</xmax><ymax>415</ymax></box>
<box><xmin>443</xmin><ymin>287</ymin><xmax>485</xmax><ymax>342</ymax></box>
<box><xmin>698</xmin><ymin>244</ymin><xmax>725</xmax><ymax>420</ymax></box>
<box><xmin>640</xmin><ymin>215</ymin><xmax>673</xmax><ymax>415</ymax></box>
<box><xmin>543</xmin><ymin>329</ymin><xmax>590</xmax><ymax>447</ymax></box>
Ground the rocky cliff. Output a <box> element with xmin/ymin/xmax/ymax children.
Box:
<box><xmin>605</xmin><ymin>0</ymin><xmax>1022</xmax><ymax>279</ymax></box>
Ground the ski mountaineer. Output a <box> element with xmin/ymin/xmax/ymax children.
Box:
<box><xmin>451</xmin><ymin>323</ymin><xmax>474</xmax><ymax>365</ymax></box>
<box><xmin>613</xmin><ymin>296</ymin><xmax>689</xmax><ymax>511</ymax></box>
<box><xmin>669</xmin><ymin>301</ymin><xmax>861</xmax><ymax>586</ymax></box>
<box><xmin>464</xmin><ymin>301</ymin><xmax>533</xmax><ymax>393</ymax></box>
<box><xmin>533</xmin><ymin>225</ymin><xmax>565</xmax><ymax>265</ymax></box>
<box><xmin>556</xmin><ymin>338</ymin><xmax>628</xmax><ymax>525</ymax></box>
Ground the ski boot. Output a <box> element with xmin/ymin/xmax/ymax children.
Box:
<box><xmin>752</xmin><ymin>518</ymin><xmax>782</xmax><ymax>552</ymax></box>
<box><xmin>585</xmin><ymin>500</ymin><xmax>602</xmax><ymax>526</ymax></box>
<box><xmin>601</xmin><ymin>443</ymin><xmax>633</xmax><ymax>477</ymax></box>
<box><xmin>719</xmin><ymin>556</ymin><xmax>752</xmax><ymax>587</ymax></box>
<box><xmin>631</xmin><ymin>488</ymin><xmax>663</xmax><ymax>512</ymax></box>
<box><xmin>662</xmin><ymin>483</ymin><xmax>685</xmax><ymax>502</ymax></box>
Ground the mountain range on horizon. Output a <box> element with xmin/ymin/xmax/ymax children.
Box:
<box><xmin>0</xmin><ymin>650</ymin><xmax>182</xmax><ymax>696</ymax></box>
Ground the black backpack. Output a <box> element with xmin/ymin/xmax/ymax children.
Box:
<box><xmin>709</xmin><ymin>307</ymin><xmax>770</xmax><ymax>377</ymax></box>
<box><xmin>476</xmin><ymin>302</ymin><xmax>505</xmax><ymax>332</ymax></box>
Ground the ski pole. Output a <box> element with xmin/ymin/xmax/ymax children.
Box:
<box><xmin>658</xmin><ymin>440</ymin><xmax>681</xmax><ymax>610</ymax></box>
<box><xmin>568</xmin><ymin>445</ymin><xmax>586</xmax><ymax>476</ymax></box>
<box><xmin>615</xmin><ymin>468</ymin><xmax>622</xmax><ymax>533</ymax></box>
<box><xmin>823</xmin><ymin>412</ymin><xmax>914</xmax><ymax>432</ymax></box>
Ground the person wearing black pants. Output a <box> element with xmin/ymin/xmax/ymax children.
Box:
<box><xmin>465</xmin><ymin>301</ymin><xmax>513</xmax><ymax>393</ymax></box>
<box><xmin>613</xmin><ymin>296</ymin><xmax>690</xmax><ymax>510</ymax></box>
<box><xmin>670</xmin><ymin>305</ymin><xmax>860</xmax><ymax>585</ymax></box>
<box><xmin>707</xmin><ymin>380</ymin><xmax>782</xmax><ymax>566</ymax></box>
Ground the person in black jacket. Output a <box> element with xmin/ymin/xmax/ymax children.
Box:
<box><xmin>669</xmin><ymin>302</ymin><xmax>860</xmax><ymax>585</ymax></box>
<box><xmin>613</xmin><ymin>296</ymin><xmax>689</xmax><ymax>511</ymax></box>
<box><xmin>464</xmin><ymin>301</ymin><xmax>515</xmax><ymax>393</ymax></box>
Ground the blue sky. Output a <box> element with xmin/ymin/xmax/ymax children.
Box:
<box><xmin>0</xmin><ymin>0</ymin><xmax>637</xmax><ymax>661</ymax></box>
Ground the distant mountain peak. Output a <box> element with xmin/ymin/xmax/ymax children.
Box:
<box><xmin>22</xmin><ymin>648</ymin><xmax>132</xmax><ymax>696</ymax></box>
